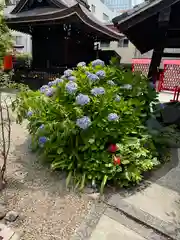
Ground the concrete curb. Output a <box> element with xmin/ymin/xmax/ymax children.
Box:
<box><xmin>108</xmin><ymin>195</ymin><xmax>178</xmax><ymax>240</ymax></box>
<box><xmin>70</xmin><ymin>202</ymin><xmax>107</xmax><ymax>240</ymax></box>
<box><xmin>104</xmin><ymin>208</ymin><xmax>169</xmax><ymax>240</ymax></box>
<box><xmin>71</xmin><ymin>148</ymin><xmax>180</xmax><ymax>240</ymax></box>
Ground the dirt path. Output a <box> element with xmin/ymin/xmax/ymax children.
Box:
<box><xmin>0</xmin><ymin>121</ymin><xmax>92</xmax><ymax>240</ymax></box>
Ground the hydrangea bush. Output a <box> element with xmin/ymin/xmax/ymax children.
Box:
<box><xmin>13</xmin><ymin>59</ymin><xmax>160</xmax><ymax>192</ymax></box>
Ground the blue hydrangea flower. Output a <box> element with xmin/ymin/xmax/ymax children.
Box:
<box><xmin>96</xmin><ymin>70</ymin><xmax>106</xmax><ymax>79</ymax></box>
<box><xmin>77</xmin><ymin>62</ymin><xmax>86</xmax><ymax>67</ymax></box>
<box><xmin>39</xmin><ymin>124</ymin><xmax>44</xmax><ymax>129</ymax></box>
<box><xmin>39</xmin><ymin>136</ymin><xmax>47</xmax><ymax>147</ymax></box>
<box><xmin>91</xmin><ymin>87</ymin><xmax>105</xmax><ymax>96</ymax></box>
<box><xmin>55</xmin><ymin>78</ymin><xmax>64</xmax><ymax>84</ymax></box>
<box><xmin>121</xmin><ymin>84</ymin><xmax>132</xmax><ymax>90</ymax></box>
<box><xmin>48</xmin><ymin>79</ymin><xmax>63</xmax><ymax>87</ymax></box>
<box><xmin>76</xmin><ymin>116</ymin><xmax>91</xmax><ymax>130</ymax></box>
<box><xmin>87</xmin><ymin>73</ymin><xmax>99</xmax><ymax>82</ymax></box>
<box><xmin>107</xmin><ymin>80</ymin><xmax>116</xmax><ymax>86</ymax></box>
<box><xmin>65</xmin><ymin>82</ymin><xmax>78</xmax><ymax>94</ymax></box>
<box><xmin>64</xmin><ymin>69</ymin><xmax>73</xmax><ymax>77</ymax></box>
<box><xmin>27</xmin><ymin>111</ymin><xmax>33</xmax><ymax>117</ymax></box>
<box><xmin>85</xmin><ymin>71</ymin><xmax>91</xmax><ymax>76</ymax></box>
<box><xmin>160</xmin><ymin>103</ymin><xmax>165</xmax><ymax>109</ymax></box>
<box><xmin>68</xmin><ymin>76</ymin><xmax>76</xmax><ymax>81</ymax></box>
<box><xmin>92</xmin><ymin>59</ymin><xmax>105</xmax><ymax>67</ymax></box>
<box><xmin>40</xmin><ymin>85</ymin><xmax>49</xmax><ymax>93</ymax></box>
<box><xmin>76</xmin><ymin>94</ymin><xmax>90</xmax><ymax>106</ymax></box>
<box><xmin>48</xmin><ymin>81</ymin><xmax>54</xmax><ymax>87</ymax></box>
<box><xmin>149</xmin><ymin>82</ymin><xmax>155</xmax><ymax>88</ymax></box>
<box><xmin>115</xmin><ymin>95</ymin><xmax>121</xmax><ymax>102</ymax></box>
<box><xmin>45</xmin><ymin>88</ymin><xmax>54</xmax><ymax>97</ymax></box>
<box><xmin>108</xmin><ymin>113</ymin><xmax>119</xmax><ymax>122</ymax></box>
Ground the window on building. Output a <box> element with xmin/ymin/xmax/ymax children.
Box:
<box><xmin>103</xmin><ymin>13</ymin><xmax>109</xmax><ymax>21</ymax></box>
<box><xmin>91</xmin><ymin>4</ymin><xmax>96</xmax><ymax>13</ymax></box>
<box><xmin>100</xmin><ymin>41</ymin><xmax>110</xmax><ymax>48</ymax></box>
<box><xmin>15</xmin><ymin>36</ymin><xmax>23</xmax><ymax>45</ymax></box>
<box><xmin>118</xmin><ymin>38</ymin><xmax>129</xmax><ymax>48</ymax></box>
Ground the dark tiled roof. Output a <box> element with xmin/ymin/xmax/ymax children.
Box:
<box><xmin>112</xmin><ymin>0</ymin><xmax>178</xmax><ymax>26</ymax></box>
<box><xmin>5</xmin><ymin>0</ymin><xmax>121</xmax><ymax>41</ymax></box>
<box><xmin>6</xmin><ymin>7</ymin><xmax>61</xmax><ymax>19</ymax></box>
<box><xmin>112</xmin><ymin>0</ymin><xmax>180</xmax><ymax>53</ymax></box>
<box><xmin>112</xmin><ymin>0</ymin><xmax>152</xmax><ymax>24</ymax></box>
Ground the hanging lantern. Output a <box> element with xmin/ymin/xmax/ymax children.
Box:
<box><xmin>3</xmin><ymin>55</ymin><xmax>13</xmax><ymax>71</ymax></box>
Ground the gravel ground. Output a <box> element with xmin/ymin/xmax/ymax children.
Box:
<box><xmin>0</xmin><ymin>121</ymin><xmax>92</xmax><ymax>240</ymax></box>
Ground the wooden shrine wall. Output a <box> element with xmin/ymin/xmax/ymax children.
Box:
<box><xmin>32</xmin><ymin>25</ymin><xmax>95</xmax><ymax>70</ymax></box>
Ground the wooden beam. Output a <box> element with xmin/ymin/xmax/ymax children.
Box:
<box><xmin>163</xmin><ymin>52</ymin><xmax>180</xmax><ymax>58</ymax></box>
<box><xmin>158</xmin><ymin>6</ymin><xmax>172</xmax><ymax>24</ymax></box>
<box><xmin>168</xmin><ymin>28</ymin><xmax>180</xmax><ymax>31</ymax></box>
<box><xmin>166</xmin><ymin>37</ymin><xmax>180</xmax><ymax>48</ymax></box>
<box><xmin>113</xmin><ymin>0</ymin><xmax>179</xmax><ymax>31</ymax></box>
<box><xmin>148</xmin><ymin>6</ymin><xmax>171</xmax><ymax>82</ymax></box>
<box><xmin>148</xmin><ymin>46</ymin><xmax>164</xmax><ymax>83</ymax></box>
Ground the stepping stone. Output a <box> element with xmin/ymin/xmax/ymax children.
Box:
<box><xmin>108</xmin><ymin>183</ymin><xmax>180</xmax><ymax>240</ymax></box>
<box><xmin>89</xmin><ymin>215</ymin><xmax>146</xmax><ymax>240</ymax></box>
<box><xmin>0</xmin><ymin>223</ymin><xmax>19</xmax><ymax>240</ymax></box>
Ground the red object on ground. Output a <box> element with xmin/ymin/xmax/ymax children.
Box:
<box><xmin>3</xmin><ymin>55</ymin><xmax>13</xmax><ymax>70</ymax></box>
<box><xmin>113</xmin><ymin>156</ymin><xmax>121</xmax><ymax>166</ymax></box>
<box><xmin>108</xmin><ymin>144</ymin><xmax>118</xmax><ymax>153</ymax></box>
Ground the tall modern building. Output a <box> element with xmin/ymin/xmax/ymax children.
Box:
<box><xmin>101</xmin><ymin>0</ymin><xmax>133</xmax><ymax>12</ymax></box>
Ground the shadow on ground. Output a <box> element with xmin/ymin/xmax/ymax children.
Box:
<box><xmin>0</xmin><ymin>123</ymin><xmax>92</xmax><ymax>240</ymax></box>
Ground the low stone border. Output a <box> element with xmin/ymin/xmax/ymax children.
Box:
<box><xmin>104</xmin><ymin>208</ymin><xmax>170</xmax><ymax>240</ymax></box>
<box><xmin>108</xmin><ymin>194</ymin><xmax>178</xmax><ymax>240</ymax></box>
<box><xmin>70</xmin><ymin>202</ymin><xmax>107</xmax><ymax>240</ymax></box>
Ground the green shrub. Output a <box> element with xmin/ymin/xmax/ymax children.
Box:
<box><xmin>14</xmin><ymin>53</ymin><xmax>32</xmax><ymax>69</ymax></box>
<box><xmin>13</xmin><ymin>59</ymin><xmax>160</xmax><ymax>192</ymax></box>
<box><xmin>0</xmin><ymin>4</ymin><xmax>13</xmax><ymax>67</ymax></box>
<box><xmin>15</xmin><ymin>53</ymin><xmax>32</xmax><ymax>61</ymax></box>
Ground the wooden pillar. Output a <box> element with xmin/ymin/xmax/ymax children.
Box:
<box><xmin>148</xmin><ymin>7</ymin><xmax>171</xmax><ymax>83</ymax></box>
<box><xmin>95</xmin><ymin>43</ymin><xmax>99</xmax><ymax>59</ymax></box>
<box><xmin>148</xmin><ymin>44</ymin><xmax>164</xmax><ymax>83</ymax></box>
<box><xmin>31</xmin><ymin>34</ymin><xmax>35</xmax><ymax>70</ymax></box>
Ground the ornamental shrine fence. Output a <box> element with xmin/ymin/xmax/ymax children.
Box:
<box><xmin>132</xmin><ymin>58</ymin><xmax>180</xmax><ymax>92</ymax></box>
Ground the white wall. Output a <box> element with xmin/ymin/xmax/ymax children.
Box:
<box><xmin>100</xmin><ymin>41</ymin><xmax>135</xmax><ymax>64</ymax></box>
<box><xmin>87</xmin><ymin>0</ymin><xmax>116</xmax><ymax>22</ymax></box>
<box><xmin>87</xmin><ymin>0</ymin><xmax>135</xmax><ymax>64</ymax></box>
<box><xmin>10</xmin><ymin>30</ymin><xmax>32</xmax><ymax>54</ymax></box>
<box><xmin>4</xmin><ymin>5</ymin><xmax>32</xmax><ymax>54</ymax></box>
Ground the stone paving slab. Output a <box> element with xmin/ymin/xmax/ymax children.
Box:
<box><xmin>108</xmin><ymin>148</ymin><xmax>180</xmax><ymax>240</ymax></box>
<box><xmin>155</xmin><ymin>149</ymin><xmax>180</xmax><ymax>193</ymax></box>
<box><xmin>89</xmin><ymin>215</ymin><xmax>146</xmax><ymax>240</ymax></box>
<box><xmin>108</xmin><ymin>184</ymin><xmax>180</xmax><ymax>240</ymax></box>
<box><xmin>104</xmin><ymin>208</ymin><xmax>169</xmax><ymax>240</ymax></box>
<box><xmin>0</xmin><ymin>224</ymin><xmax>19</xmax><ymax>240</ymax></box>
<box><xmin>124</xmin><ymin>183</ymin><xmax>180</xmax><ymax>223</ymax></box>
<box><xmin>70</xmin><ymin>202</ymin><xmax>107</xmax><ymax>240</ymax></box>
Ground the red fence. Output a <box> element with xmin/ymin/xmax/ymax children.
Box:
<box><xmin>132</xmin><ymin>58</ymin><xmax>180</xmax><ymax>92</ymax></box>
<box><xmin>132</xmin><ymin>58</ymin><xmax>151</xmax><ymax>76</ymax></box>
<box><xmin>160</xmin><ymin>60</ymin><xmax>180</xmax><ymax>92</ymax></box>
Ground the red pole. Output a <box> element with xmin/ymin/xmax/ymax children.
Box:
<box><xmin>3</xmin><ymin>55</ymin><xmax>13</xmax><ymax>71</ymax></box>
